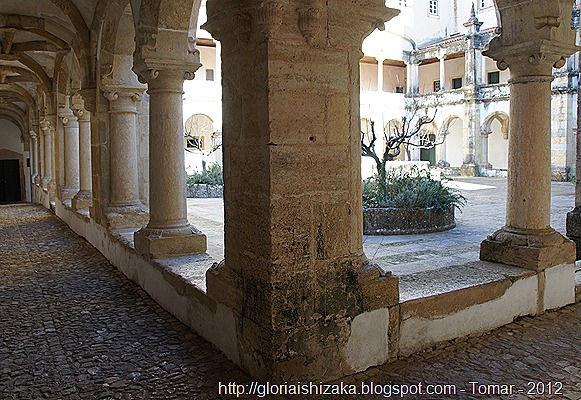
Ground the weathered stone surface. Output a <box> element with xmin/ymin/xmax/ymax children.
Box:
<box><xmin>480</xmin><ymin>233</ymin><xmax>576</xmax><ymax>271</ymax></box>
<box><xmin>203</xmin><ymin>0</ymin><xmax>400</xmax><ymax>382</ymax></box>
<box><xmin>134</xmin><ymin>229</ymin><xmax>207</xmax><ymax>259</ymax></box>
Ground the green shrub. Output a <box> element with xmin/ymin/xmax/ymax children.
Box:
<box><xmin>186</xmin><ymin>162</ymin><xmax>223</xmax><ymax>185</ymax></box>
<box><xmin>363</xmin><ymin>166</ymin><xmax>465</xmax><ymax>211</ymax></box>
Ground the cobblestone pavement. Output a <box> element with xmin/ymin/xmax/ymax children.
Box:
<box><xmin>0</xmin><ymin>204</ymin><xmax>247</xmax><ymax>400</ymax></box>
<box><xmin>2</xmin><ymin>203</ymin><xmax>581</xmax><ymax>400</ymax></box>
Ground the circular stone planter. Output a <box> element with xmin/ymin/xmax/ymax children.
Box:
<box><xmin>363</xmin><ymin>206</ymin><xmax>456</xmax><ymax>235</ymax></box>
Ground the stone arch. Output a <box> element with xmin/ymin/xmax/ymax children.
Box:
<box><xmin>133</xmin><ymin>0</ymin><xmax>203</xmax><ymax>81</ymax></box>
<box><xmin>482</xmin><ymin>111</ymin><xmax>509</xmax><ymax>140</ymax></box>
<box><xmin>441</xmin><ymin>115</ymin><xmax>464</xmax><ymax>168</ymax></box>
<box><xmin>482</xmin><ymin>111</ymin><xmax>509</xmax><ymax>170</ymax></box>
<box><xmin>185</xmin><ymin>113</ymin><xmax>214</xmax><ymax>151</ymax></box>
<box><xmin>97</xmin><ymin>0</ymin><xmax>142</xmax><ymax>89</ymax></box>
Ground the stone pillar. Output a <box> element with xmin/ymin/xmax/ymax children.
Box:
<box><xmin>439</xmin><ymin>55</ymin><xmax>446</xmax><ymax>91</ymax></box>
<box><xmin>480</xmin><ymin>0</ymin><xmax>577</xmax><ymax>271</ymax></box>
<box><xmin>56</xmin><ymin>108</ymin><xmax>65</xmax><ymax>198</ymax></box>
<box><xmin>60</xmin><ymin>98</ymin><xmax>80</xmax><ymax>203</ymax></box>
<box><xmin>38</xmin><ymin>128</ymin><xmax>45</xmax><ymax>185</ymax></box>
<box><xmin>102</xmin><ymin>89</ymin><xmax>149</xmax><ymax>229</ymax></box>
<box><xmin>29</xmin><ymin>131</ymin><xmax>38</xmax><ymax>184</ymax></box>
<box><xmin>480</xmin><ymin>130</ymin><xmax>492</xmax><ymax>170</ymax></box>
<box><xmin>202</xmin><ymin>0</ymin><xmax>399</xmax><ymax>382</ymax></box>
<box><xmin>40</xmin><ymin>119</ymin><xmax>56</xmax><ymax>197</ymax></box>
<box><xmin>133</xmin><ymin>71</ymin><xmax>206</xmax><ymax>258</ymax></box>
<box><xmin>460</xmin><ymin>5</ymin><xmax>484</xmax><ymax>176</ymax></box>
<box><xmin>215</xmin><ymin>41</ymin><xmax>222</xmax><ymax>85</ymax></box>
<box><xmin>406</xmin><ymin>58</ymin><xmax>420</xmax><ymax>95</ymax></box>
<box><xmin>72</xmin><ymin>99</ymin><xmax>93</xmax><ymax>211</ymax></box>
<box><xmin>566</xmin><ymin>23</ymin><xmax>581</xmax><ymax>259</ymax></box>
<box><xmin>377</xmin><ymin>57</ymin><xmax>385</xmax><ymax>92</ymax></box>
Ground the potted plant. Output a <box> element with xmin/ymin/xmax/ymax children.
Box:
<box><xmin>362</xmin><ymin>166</ymin><xmax>465</xmax><ymax>235</ymax></box>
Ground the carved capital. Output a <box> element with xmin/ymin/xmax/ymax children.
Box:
<box><xmin>102</xmin><ymin>87</ymin><xmax>145</xmax><ymax>113</ymax></box>
<box><xmin>484</xmin><ymin>40</ymin><xmax>578</xmax><ymax>77</ymax></box>
<box><xmin>255</xmin><ymin>1</ymin><xmax>285</xmax><ymax>37</ymax></box>
<box><xmin>78</xmin><ymin>89</ymin><xmax>97</xmax><ymax>113</ymax></box>
<box><xmin>39</xmin><ymin>119</ymin><xmax>53</xmax><ymax>136</ymax></box>
<box><xmin>298</xmin><ymin>5</ymin><xmax>323</xmax><ymax>45</ymax></box>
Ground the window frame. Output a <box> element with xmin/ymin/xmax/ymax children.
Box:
<box><xmin>428</xmin><ymin>0</ymin><xmax>439</xmax><ymax>16</ymax></box>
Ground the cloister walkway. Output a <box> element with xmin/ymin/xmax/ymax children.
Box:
<box><xmin>1</xmin><ymin>177</ymin><xmax>580</xmax><ymax>399</ymax></box>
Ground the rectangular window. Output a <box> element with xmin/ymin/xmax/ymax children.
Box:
<box><xmin>395</xmin><ymin>86</ymin><xmax>404</xmax><ymax>94</ymax></box>
<box><xmin>399</xmin><ymin>0</ymin><xmax>407</xmax><ymax>7</ymax></box>
<box><xmin>429</xmin><ymin>0</ymin><xmax>439</xmax><ymax>16</ymax></box>
<box><xmin>205</xmin><ymin>69</ymin><xmax>215</xmax><ymax>81</ymax></box>
<box><xmin>480</xmin><ymin>0</ymin><xmax>493</xmax><ymax>8</ymax></box>
<box><xmin>487</xmin><ymin>71</ymin><xmax>500</xmax><ymax>85</ymax></box>
<box><xmin>433</xmin><ymin>80</ymin><xmax>441</xmax><ymax>92</ymax></box>
<box><xmin>452</xmin><ymin>77</ymin><xmax>463</xmax><ymax>89</ymax></box>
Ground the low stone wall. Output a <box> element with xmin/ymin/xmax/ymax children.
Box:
<box><xmin>187</xmin><ymin>184</ymin><xmax>223</xmax><ymax>198</ymax></box>
<box><xmin>363</xmin><ymin>206</ymin><xmax>455</xmax><ymax>235</ymax></box>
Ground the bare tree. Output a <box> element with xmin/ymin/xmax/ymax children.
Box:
<box><xmin>361</xmin><ymin>105</ymin><xmax>442</xmax><ymax>184</ymax></box>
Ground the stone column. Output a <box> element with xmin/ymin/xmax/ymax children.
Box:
<box><xmin>56</xmin><ymin>107</ymin><xmax>65</xmax><ymax>198</ymax></box>
<box><xmin>133</xmin><ymin>71</ymin><xmax>206</xmax><ymax>258</ymax></box>
<box><xmin>480</xmin><ymin>0</ymin><xmax>577</xmax><ymax>271</ymax></box>
<box><xmin>29</xmin><ymin>131</ymin><xmax>38</xmax><ymax>185</ymax></box>
<box><xmin>38</xmin><ymin>128</ymin><xmax>45</xmax><ymax>186</ymax></box>
<box><xmin>72</xmin><ymin>100</ymin><xmax>93</xmax><ymax>211</ymax></box>
<box><xmin>202</xmin><ymin>0</ymin><xmax>399</xmax><ymax>382</ymax></box>
<box><xmin>40</xmin><ymin>119</ymin><xmax>56</xmax><ymax>196</ymax></box>
<box><xmin>480</xmin><ymin>130</ymin><xmax>492</xmax><ymax>170</ymax></box>
<box><xmin>566</xmin><ymin>26</ymin><xmax>581</xmax><ymax>259</ymax></box>
<box><xmin>102</xmin><ymin>88</ymin><xmax>149</xmax><ymax>229</ymax></box>
<box><xmin>460</xmin><ymin>5</ymin><xmax>484</xmax><ymax>176</ymax></box>
<box><xmin>439</xmin><ymin>55</ymin><xmax>446</xmax><ymax>91</ymax></box>
<box><xmin>377</xmin><ymin>57</ymin><xmax>385</xmax><ymax>92</ymax></box>
<box><xmin>406</xmin><ymin>58</ymin><xmax>420</xmax><ymax>95</ymax></box>
<box><xmin>60</xmin><ymin>98</ymin><xmax>80</xmax><ymax>203</ymax></box>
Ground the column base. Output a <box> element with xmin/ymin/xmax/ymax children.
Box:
<box><xmin>480</xmin><ymin>226</ymin><xmax>575</xmax><ymax>271</ymax></box>
<box><xmin>104</xmin><ymin>204</ymin><xmax>149</xmax><ymax>230</ymax></box>
<box><xmin>460</xmin><ymin>163</ymin><xmax>479</xmax><ymax>177</ymax></box>
<box><xmin>72</xmin><ymin>191</ymin><xmax>93</xmax><ymax>212</ymax></box>
<box><xmin>566</xmin><ymin>208</ymin><xmax>581</xmax><ymax>260</ymax></box>
<box><xmin>134</xmin><ymin>225</ymin><xmax>207</xmax><ymax>259</ymax></box>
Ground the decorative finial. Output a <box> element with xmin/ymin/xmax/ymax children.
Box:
<box><xmin>471</xmin><ymin>2</ymin><xmax>476</xmax><ymax>19</ymax></box>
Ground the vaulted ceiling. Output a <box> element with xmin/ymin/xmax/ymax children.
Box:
<box><xmin>0</xmin><ymin>0</ymin><xmax>98</xmax><ymax>138</ymax></box>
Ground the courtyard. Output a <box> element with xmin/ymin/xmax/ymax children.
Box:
<box><xmin>187</xmin><ymin>176</ymin><xmax>581</xmax><ymax>301</ymax></box>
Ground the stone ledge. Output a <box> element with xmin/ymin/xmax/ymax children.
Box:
<box><xmin>50</xmin><ymin>201</ymin><xmax>579</xmax><ymax>382</ymax></box>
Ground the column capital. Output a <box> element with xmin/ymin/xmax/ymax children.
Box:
<box><xmin>29</xmin><ymin>130</ymin><xmax>38</xmax><ymax>140</ymax></box>
<box><xmin>484</xmin><ymin>40</ymin><xmax>578</xmax><ymax>76</ymax></box>
<box><xmin>485</xmin><ymin>0</ymin><xmax>579</xmax><ymax>74</ymax></box>
<box><xmin>39</xmin><ymin>119</ymin><xmax>54</xmax><ymax>135</ymax></box>
<box><xmin>77</xmin><ymin>88</ymin><xmax>97</xmax><ymax>113</ymax></box>
<box><xmin>102</xmin><ymin>87</ymin><xmax>146</xmax><ymax>113</ymax></box>
<box><xmin>203</xmin><ymin>0</ymin><xmax>398</xmax><ymax>49</ymax></box>
<box><xmin>71</xmin><ymin>94</ymin><xmax>91</xmax><ymax>122</ymax></box>
<box><xmin>59</xmin><ymin>99</ymin><xmax>78</xmax><ymax>126</ymax></box>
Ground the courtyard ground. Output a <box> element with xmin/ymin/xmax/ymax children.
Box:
<box><xmin>1</xmin><ymin>177</ymin><xmax>580</xmax><ymax>399</ymax></box>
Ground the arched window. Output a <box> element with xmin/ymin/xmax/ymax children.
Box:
<box><xmin>184</xmin><ymin>114</ymin><xmax>213</xmax><ymax>151</ymax></box>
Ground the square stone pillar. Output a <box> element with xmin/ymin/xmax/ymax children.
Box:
<box><xmin>203</xmin><ymin>0</ymin><xmax>400</xmax><ymax>382</ymax></box>
<box><xmin>480</xmin><ymin>0</ymin><xmax>578</xmax><ymax>271</ymax></box>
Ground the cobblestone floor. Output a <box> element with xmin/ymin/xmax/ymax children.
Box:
<box><xmin>2</xmin><ymin>203</ymin><xmax>581</xmax><ymax>399</ymax></box>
